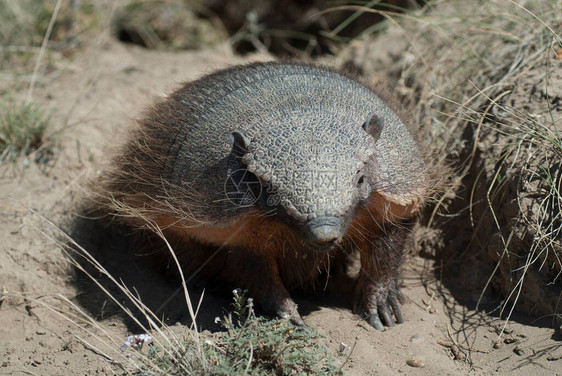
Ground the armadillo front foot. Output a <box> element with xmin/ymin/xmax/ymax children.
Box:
<box><xmin>258</xmin><ymin>288</ymin><xmax>306</xmax><ymax>327</ymax></box>
<box><xmin>354</xmin><ymin>277</ymin><xmax>405</xmax><ymax>331</ymax></box>
<box><xmin>362</xmin><ymin>294</ymin><xmax>404</xmax><ymax>331</ymax></box>
<box><xmin>276</xmin><ymin>306</ymin><xmax>306</xmax><ymax>327</ymax></box>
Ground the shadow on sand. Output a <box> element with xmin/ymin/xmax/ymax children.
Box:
<box><xmin>65</xmin><ymin>213</ymin><xmax>354</xmax><ymax>334</ymax></box>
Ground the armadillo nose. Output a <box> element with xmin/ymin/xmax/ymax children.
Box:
<box><xmin>306</xmin><ymin>216</ymin><xmax>342</xmax><ymax>251</ymax></box>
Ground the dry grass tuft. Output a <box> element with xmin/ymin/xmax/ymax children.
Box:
<box><xmin>335</xmin><ymin>0</ymin><xmax>561</xmax><ymax>332</ymax></box>
<box><xmin>0</xmin><ymin>96</ymin><xmax>51</xmax><ymax>164</ymax></box>
<box><xmin>0</xmin><ymin>0</ymin><xmax>99</xmax><ymax>78</ymax></box>
<box><xmin>112</xmin><ymin>0</ymin><xmax>227</xmax><ymax>50</ymax></box>
<box><xmin>358</xmin><ymin>0</ymin><xmax>562</xmax><ymax>326</ymax></box>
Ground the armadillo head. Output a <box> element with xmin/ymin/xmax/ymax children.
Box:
<box><xmin>212</xmin><ymin>64</ymin><xmax>427</xmax><ymax>252</ymax></box>
<box><xmin>234</xmin><ymin>108</ymin><xmax>378</xmax><ymax>251</ymax></box>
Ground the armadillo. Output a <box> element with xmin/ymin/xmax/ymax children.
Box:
<box><xmin>101</xmin><ymin>61</ymin><xmax>428</xmax><ymax>330</ymax></box>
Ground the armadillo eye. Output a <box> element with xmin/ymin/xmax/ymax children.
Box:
<box><xmin>356</xmin><ymin>173</ymin><xmax>371</xmax><ymax>199</ymax></box>
<box><xmin>356</xmin><ymin>174</ymin><xmax>371</xmax><ymax>199</ymax></box>
<box><xmin>357</xmin><ymin>175</ymin><xmax>365</xmax><ymax>187</ymax></box>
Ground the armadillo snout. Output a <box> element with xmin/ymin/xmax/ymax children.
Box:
<box><xmin>305</xmin><ymin>217</ymin><xmax>343</xmax><ymax>251</ymax></box>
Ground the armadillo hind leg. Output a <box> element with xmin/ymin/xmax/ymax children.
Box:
<box><xmin>353</xmin><ymin>220</ymin><xmax>414</xmax><ymax>331</ymax></box>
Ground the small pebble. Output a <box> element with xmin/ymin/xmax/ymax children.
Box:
<box><xmin>493</xmin><ymin>341</ymin><xmax>502</xmax><ymax>349</ymax></box>
<box><xmin>406</xmin><ymin>357</ymin><xmax>425</xmax><ymax>368</ymax></box>
<box><xmin>514</xmin><ymin>346</ymin><xmax>525</xmax><ymax>356</ymax></box>
<box><xmin>504</xmin><ymin>337</ymin><xmax>518</xmax><ymax>344</ymax></box>
<box><xmin>437</xmin><ymin>339</ymin><xmax>453</xmax><ymax>347</ymax></box>
<box><xmin>339</xmin><ymin>342</ymin><xmax>351</xmax><ymax>353</ymax></box>
<box><xmin>410</xmin><ymin>334</ymin><xmax>424</xmax><ymax>344</ymax></box>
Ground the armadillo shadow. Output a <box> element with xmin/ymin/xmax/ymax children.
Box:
<box><xmin>67</xmin><ymin>214</ymin><xmax>225</xmax><ymax>332</ymax></box>
<box><xmin>66</xmin><ymin>213</ymin><xmax>351</xmax><ymax>333</ymax></box>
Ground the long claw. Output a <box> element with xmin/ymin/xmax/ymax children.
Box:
<box><xmin>293</xmin><ymin>322</ymin><xmax>311</xmax><ymax>335</ymax></box>
<box><xmin>389</xmin><ymin>295</ymin><xmax>404</xmax><ymax>324</ymax></box>
<box><xmin>289</xmin><ymin>315</ymin><xmax>306</xmax><ymax>328</ymax></box>
<box><xmin>366</xmin><ymin>312</ymin><xmax>384</xmax><ymax>331</ymax></box>
<box><xmin>379</xmin><ymin>303</ymin><xmax>395</xmax><ymax>327</ymax></box>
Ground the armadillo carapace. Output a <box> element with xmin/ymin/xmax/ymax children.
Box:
<box><xmin>103</xmin><ymin>62</ymin><xmax>428</xmax><ymax>329</ymax></box>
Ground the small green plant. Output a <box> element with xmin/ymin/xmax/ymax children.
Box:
<box><xmin>0</xmin><ymin>98</ymin><xmax>49</xmax><ymax>162</ymax></box>
<box><xmin>147</xmin><ymin>289</ymin><xmax>341</xmax><ymax>375</ymax></box>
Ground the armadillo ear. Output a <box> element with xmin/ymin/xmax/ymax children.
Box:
<box><xmin>229</xmin><ymin>131</ymin><xmax>250</xmax><ymax>158</ymax></box>
<box><xmin>362</xmin><ymin>114</ymin><xmax>384</xmax><ymax>143</ymax></box>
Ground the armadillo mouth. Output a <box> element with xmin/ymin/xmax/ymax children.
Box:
<box><xmin>303</xmin><ymin>216</ymin><xmax>343</xmax><ymax>252</ymax></box>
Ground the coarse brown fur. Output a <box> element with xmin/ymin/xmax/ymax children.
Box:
<box><xmin>93</xmin><ymin>61</ymin><xmax>437</xmax><ymax>328</ymax></box>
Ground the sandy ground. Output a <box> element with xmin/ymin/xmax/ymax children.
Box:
<box><xmin>1</xmin><ymin>34</ymin><xmax>561</xmax><ymax>375</ymax></box>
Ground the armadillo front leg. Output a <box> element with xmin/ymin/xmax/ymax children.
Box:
<box><xmin>223</xmin><ymin>250</ymin><xmax>305</xmax><ymax>326</ymax></box>
<box><xmin>353</xmin><ymin>220</ymin><xmax>415</xmax><ymax>330</ymax></box>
